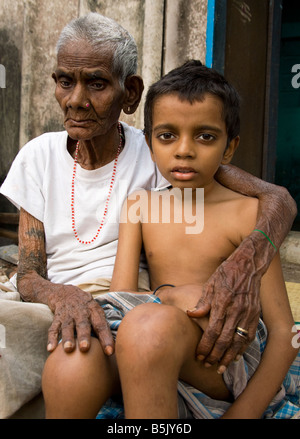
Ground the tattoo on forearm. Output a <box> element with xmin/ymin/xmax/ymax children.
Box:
<box><xmin>17</xmin><ymin>210</ymin><xmax>48</xmax><ymax>282</ymax></box>
<box><xmin>17</xmin><ymin>247</ymin><xmax>48</xmax><ymax>280</ymax></box>
<box><xmin>25</xmin><ymin>227</ymin><xmax>46</xmax><ymax>240</ymax></box>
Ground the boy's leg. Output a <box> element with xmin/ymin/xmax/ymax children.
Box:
<box><xmin>42</xmin><ymin>337</ymin><xmax>120</xmax><ymax>419</ymax></box>
<box><xmin>115</xmin><ymin>303</ymin><xmax>230</xmax><ymax>419</ymax></box>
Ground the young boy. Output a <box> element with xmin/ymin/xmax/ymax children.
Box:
<box><xmin>106</xmin><ymin>60</ymin><xmax>298</xmax><ymax>418</ymax></box>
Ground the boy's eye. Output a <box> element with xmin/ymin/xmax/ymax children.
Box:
<box><xmin>199</xmin><ymin>133</ymin><xmax>215</xmax><ymax>142</ymax></box>
<box><xmin>157</xmin><ymin>132</ymin><xmax>175</xmax><ymax>141</ymax></box>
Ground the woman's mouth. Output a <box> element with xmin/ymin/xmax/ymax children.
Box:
<box><xmin>66</xmin><ymin>119</ymin><xmax>95</xmax><ymax>127</ymax></box>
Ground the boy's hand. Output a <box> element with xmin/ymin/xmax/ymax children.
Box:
<box><xmin>187</xmin><ymin>236</ymin><xmax>264</xmax><ymax>372</ymax></box>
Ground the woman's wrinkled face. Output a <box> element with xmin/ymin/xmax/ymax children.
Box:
<box><xmin>53</xmin><ymin>40</ymin><xmax>126</xmax><ymax>140</ymax></box>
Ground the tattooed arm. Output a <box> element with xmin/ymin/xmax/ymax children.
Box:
<box><xmin>17</xmin><ymin>208</ymin><xmax>114</xmax><ymax>355</ymax></box>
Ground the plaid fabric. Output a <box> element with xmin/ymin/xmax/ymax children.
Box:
<box><xmin>266</xmin><ymin>342</ymin><xmax>300</xmax><ymax>419</ymax></box>
<box><xmin>96</xmin><ymin>396</ymin><xmax>124</xmax><ymax>420</ymax></box>
<box><xmin>95</xmin><ymin>292</ymin><xmax>300</xmax><ymax>419</ymax></box>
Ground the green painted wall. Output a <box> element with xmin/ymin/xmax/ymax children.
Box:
<box><xmin>276</xmin><ymin>0</ymin><xmax>300</xmax><ymax>229</ymax></box>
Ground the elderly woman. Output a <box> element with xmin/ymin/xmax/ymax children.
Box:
<box><xmin>0</xmin><ymin>13</ymin><xmax>297</xmax><ymax>418</ymax></box>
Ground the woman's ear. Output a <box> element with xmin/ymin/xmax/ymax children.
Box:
<box><xmin>122</xmin><ymin>75</ymin><xmax>144</xmax><ymax>114</ymax></box>
<box><xmin>221</xmin><ymin>136</ymin><xmax>240</xmax><ymax>164</ymax></box>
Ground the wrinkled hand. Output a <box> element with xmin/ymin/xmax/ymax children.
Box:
<box><xmin>46</xmin><ymin>284</ymin><xmax>114</xmax><ymax>354</ymax></box>
<box><xmin>187</xmin><ymin>238</ymin><xmax>262</xmax><ymax>372</ymax></box>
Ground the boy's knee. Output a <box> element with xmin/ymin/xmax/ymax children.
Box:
<box><xmin>116</xmin><ymin>304</ymin><xmax>186</xmax><ymax>359</ymax></box>
<box><xmin>118</xmin><ymin>303</ymin><xmax>181</xmax><ymax>335</ymax></box>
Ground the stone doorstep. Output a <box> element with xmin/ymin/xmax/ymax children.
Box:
<box><xmin>280</xmin><ymin>231</ymin><xmax>300</xmax><ymax>266</ymax></box>
<box><xmin>0</xmin><ymin>244</ymin><xmax>18</xmax><ymax>265</ymax></box>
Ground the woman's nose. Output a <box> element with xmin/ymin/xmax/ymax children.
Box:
<box><xmin>66</xmin><ymin>83</ymin><xmax>87</xmax><ymax>109</ymax></box>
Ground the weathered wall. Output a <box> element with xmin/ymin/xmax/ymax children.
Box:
<box><xmin>0</xmin><ymin>0</ymin><xmax>208</xmax><ymax>211</ymax></box>
<box><xmin>0</xmin><ymin>0</ymin><xmax>24</xmax><ymax>212</ymax></box>
<box><xmin>163</xmin><ymin>0</ymin><xmax>207</xmax><ymax>74</ymax></box>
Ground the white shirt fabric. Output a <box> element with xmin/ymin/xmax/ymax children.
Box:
<box><xmin>0</xmin><ymin>122</ymin><xmax>168</xmax><ymax>285</ymax></box>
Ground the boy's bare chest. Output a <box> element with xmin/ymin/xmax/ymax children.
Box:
<box><xmin>142</xmin><ymin>213</ymin><xmax>238</xmax><ymax>283</ymax></box>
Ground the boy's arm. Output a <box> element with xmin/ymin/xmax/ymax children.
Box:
<box><xmin>109</xmin><ymin>197</ymin><xmax>143</xmax><ymax>292</ymax></box>
<box><xmin>190</xmin><ymin>164</ymin><xmax>297</xmax><ymax>368</ymax></box>
<box><xmin>17</xmin><ymin>208</ymin><xmax>114</xmax><ymax>354</ymax></box>
<box><xmin>222</xmin><ymin>252</ymin><xmax>298</xmax><ymax>419</ymax></box>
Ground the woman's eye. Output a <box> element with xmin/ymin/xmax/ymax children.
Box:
<box><xmin>59</xmin><ymin>80</ymin><xmax>71</xmax><ymax>88</ymax></box>
<box><xmin>91</xmin><ymin>82</ymin><xmax>105</xmax><ymax>90</ymax></box>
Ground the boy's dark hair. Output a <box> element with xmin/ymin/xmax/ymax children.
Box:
<box><xmin>144</xmin><ymin>60</ymin><xmax>241</xmax><ymax>148</ymax></box>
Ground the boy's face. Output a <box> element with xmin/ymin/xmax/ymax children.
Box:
<box><xmin>147</xmin><ymin>93</ymin><xmax>239</xmax><ymax>191</ymax></box>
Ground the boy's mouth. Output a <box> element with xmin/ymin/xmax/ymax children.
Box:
<box><xmin>171</xmin><ymin>167</ymin><xmax>197</xmax><ymax>180</ymax></box>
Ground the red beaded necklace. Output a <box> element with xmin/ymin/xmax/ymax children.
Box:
<box><xmin>71</xmin><ymin>122</ymin><xmax>123</xmax><ymax>244</ymax></box>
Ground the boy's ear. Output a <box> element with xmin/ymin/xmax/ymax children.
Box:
<box><xmin>221</xmin><ymin>136</ymin><xmax>240</xmax><ymax>164</ymax></box>
<box><xmin>122</xmin><ymin>75</ymin><xmax>144</xmax><ymax>114</ymax></box>
<box><xmin>145</xmin><ymin>134</ymin><xmax>155</xmax><ymax>162</ymax></box>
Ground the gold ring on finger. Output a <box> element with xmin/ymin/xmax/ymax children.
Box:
<box><xmin>235</xmin><ymin>327</ymin><xmax>248</xmax><ymax>339</ymax></box>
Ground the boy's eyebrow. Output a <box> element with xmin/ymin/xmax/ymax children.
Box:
<box><xmin>153</xmin><ymin>123</ymin><xmax>224</xmax><ymax>134</ymax></box>
<box><xmin>153</xmin><ymin>123</ymin><xmax>176</xmax><ymax>132</ymax></box>
<box><xmin>196</xmin><ymin>124</ymin><xmax>224</xmax><ymax>134</ymax></box>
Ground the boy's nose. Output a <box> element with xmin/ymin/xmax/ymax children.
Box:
<box><xmin>174</xmin><ymin>138</ymin><xmax>196</xmax><ymax>158</ymax></box>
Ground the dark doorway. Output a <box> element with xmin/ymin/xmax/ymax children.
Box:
<box><xmin>275</xmin><ymin>0</ymin><xmax>300</xmax><ymax>230</ymax></box>
<box><xmin>213</xmin><ymin>0</ymin><xmax>299</xmax><ymax>230</ymax></box>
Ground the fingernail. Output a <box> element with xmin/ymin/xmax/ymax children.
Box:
<box><xmin>64</xmin><ymin>341</ymin><xmax>73</xmax><ymax>349</ymax></box>
<box><xmin>47</xmin><ymin>343</ymin><xmax>53</xmax><ymax>351</ymax></box>
<box><xmin>204</xmin><ymin>362</ymin><xmax>212</xmax><ymax>368</ymax></box>
<box><xmin>235</xmin><ymin>354</ymin><xmax>242</xmax><ymax>362</ymax></box>
<box><xmin>104</xmin><ymin>346</ymin><xmax>113</xmax><ymax>356</ymax></box>
<box><xmin>217</xmin><ymin>365</ymin><xmax>227</xmax><ymax>374</ymax></box>
<box><xmin>197</xmin><ymin>355</ymin><xmax>205</xmax><ymax>361</ymax></box>
<box><xmin>187</xmin><ymin>307</ymin><xmax>197</xmax><ymax>313</ymax></box>
<box><xmin>80</xmin><ymin>340</ymin><xmax>88</xmax><ymax>349</ymax></box>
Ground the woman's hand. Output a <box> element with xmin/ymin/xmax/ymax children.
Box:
<box><xmin>46</xmin><ymin>283</ymin><xmax>115</xmax><ymax>354</ymax></box>
<box><xmin>17</xmin><ymin>208</ymin><xmax>114</xmax><ymax>355</ymax></box>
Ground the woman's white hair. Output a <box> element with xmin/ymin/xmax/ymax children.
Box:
<box><xmin>56</xmin><ymin>13</ymin><xmax>138</xmax><ymax>87</ymax></box>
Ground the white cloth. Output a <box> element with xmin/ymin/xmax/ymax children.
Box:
<box><xmin>0</xmin><ymin>122</ymin><xmax>168</xmax><ymax>285</ymax></box>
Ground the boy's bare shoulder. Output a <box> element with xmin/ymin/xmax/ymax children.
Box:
<box><xmin>232</xmin><ymin>194</ymin><xmax>259</xmax><ymax>239</ymax></box>
<box><xmin>211</xmin><ymin>183</ymin><xmax>259</xmax><ymax>241</ymax></box>
<box><xmin>218</xmin><ymin>183</ymin><xmax>258</xmax><ymax>213</ymax></box>
<box><xmin>214</xmin><ymin>181</ymin><xmax>257</xmax><ymax>203</ymax></box>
